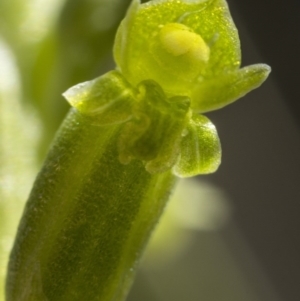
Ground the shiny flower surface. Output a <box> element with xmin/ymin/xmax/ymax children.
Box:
<box><xmin>64</xmin><ymin>0</ymin><xmax>270</xmax><ymax>177</ymax></box>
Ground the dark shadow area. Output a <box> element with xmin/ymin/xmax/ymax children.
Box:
<box><xmin>206</xmin><ymin>1</ymin><xmax>300</xmax><ymax>300</ymax></box>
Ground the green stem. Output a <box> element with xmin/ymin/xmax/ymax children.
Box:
<box><xmin>6</xmin><ymin>109</ymin><xmax>175</xmax><ymax>301</ymax></box>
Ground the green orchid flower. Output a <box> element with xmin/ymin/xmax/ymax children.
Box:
<box><xmin>114</xmin><ymin>0</ymin><xmax>270</xmax><ymax>105</ymax></box>
<box><xmin>65</xmin><ymin>0</ymin><xmax>270</xmax><ymax>177</ymax></box>
<box><xmin>6</xmin><ymin>1</ymin><xmax>270</xmax><ymax>301</ymax></box>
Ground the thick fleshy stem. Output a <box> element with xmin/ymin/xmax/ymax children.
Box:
<box><xmin>6</xmin><ymin>109</ymin><xmax>175</xmax><ymax>301</ymax></box>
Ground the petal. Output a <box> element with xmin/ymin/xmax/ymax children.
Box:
<box><xmin>191</xmin><ymin>64</ymin><xmax>271</xmax><ymax>112</ymax></box>
<box><xmin>180</xmin><ymin>0</ymin><xmax>241</xmax><ymax>77</ymax></box>
<box><xmin>63</xmin><ymin>70</ymin><xmax>135</xmax><ymax>125</ymax></box>
<box><xmin>114</xmin><ymin>0</ymin><xmax>141</xmax><ymax>77</ymax></box>
<box><xmin>173</xmin><ymin>114</ymin><xmax>221</xmax><ymax>177</ymax></box>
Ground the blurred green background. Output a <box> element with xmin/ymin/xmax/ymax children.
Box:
<box><xmin>1</xmin><ymin>0</ymin><xmax>299</xmax><ymax>301</ymax></box>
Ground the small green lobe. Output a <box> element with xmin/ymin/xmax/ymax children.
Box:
<box><xmin>63</xmin><ymin>70</ymin><xmax>135</xmax><ymax>125</ymax></box>
<box><xmin>173</xmin><ymin>113</ymin><xmax>221</xmax><ymax>177</ymax></box>
<box><xmin>191</xmin><ymin>64</ymin><xmax>271</xmax><ymax>112</ymax></box>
